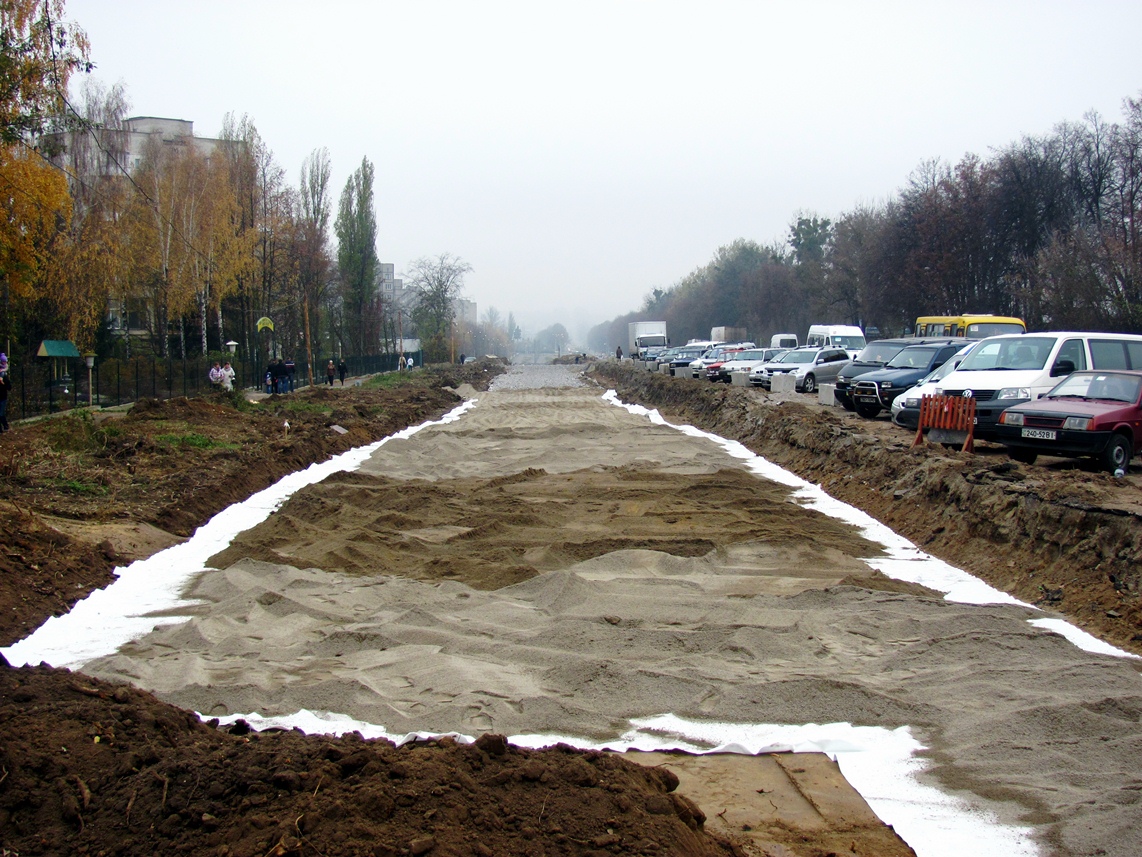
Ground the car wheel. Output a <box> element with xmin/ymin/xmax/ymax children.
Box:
<box><xmin>1100</xmin><ymin>433</ymin><xmax>1133</xmax><ymax>473</ymax></box>
<box><xmin>839</xmin><ymin>396</ymin><xmax>855</xmax><ymax>412</ymax></box>
<box><xmin>802</xmin><ymin>374</ymin><xmax>816</xmax><ymax>394</ymax></box>
<box><xmin>855</xmin><ymin>402</ymin><xmax>881</xmax><ymax>419</ymax></box>
<box><xmin>1010</xmin><ymin>447</ymin><xmax>1038</xmax><ymax>465</ymax></box>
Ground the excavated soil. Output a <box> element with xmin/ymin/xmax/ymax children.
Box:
<box><xmin>0</xmin><ymin>660</ymin><xmax>742</xmax><ymax>857</ymax></box>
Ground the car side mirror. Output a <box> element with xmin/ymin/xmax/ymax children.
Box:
<box><xmin>1051</xmin><ymin>359</ymin><xmax>1075</xmax><ymax>377</ymax></box>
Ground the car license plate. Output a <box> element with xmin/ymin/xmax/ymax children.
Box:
<box><xmin>1021</xmin><ymin>428</ymin><xmax>1056</xmax><ymax>440</ymax></box>
<box><xmin>856</xmin><ymin>395</ymin><xmax>877</xmax><ymax>402</ymax></box>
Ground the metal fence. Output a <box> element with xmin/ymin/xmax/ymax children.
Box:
<box><xmin>2</xmin><ymin>351</ymin><xmax>419</xmax><ymax>423</ymax></box>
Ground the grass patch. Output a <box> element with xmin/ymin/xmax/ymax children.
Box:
<box><xmin>51</xmin><ymin>478</ymin><xmax>108</xmax><ymax>496</ymax></box>
<box><xmin>44</xmin><ymin>411</ymin><xmax>124</xmax><ymax>454</ymax></box>
<box><xmin>155</xmin><ymin>432</ymin><xmax>239</xmax><ymax>450</ymax></box>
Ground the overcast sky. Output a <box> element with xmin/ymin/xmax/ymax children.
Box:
<box><xmin>68</xmin><ymin>0</ymin><xmax>1141</xmax><ymax>342</ymax></box>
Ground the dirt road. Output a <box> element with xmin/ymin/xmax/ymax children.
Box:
<box><xmin>28</xmin><ymin>364</ymin><xmax>1133</xmax><ymax>857</ymax></box>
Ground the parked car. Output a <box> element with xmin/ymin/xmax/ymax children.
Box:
<box><xmin>934</xmin><ymin>331</ymin><xmax>1142</xmax><ymax>439</ymax></box>
<box><xmin>651</xmin><ymin>346</ymin><xmax>685</xmax><ymax>368</ymax></box>
<box><xmin>995</xmin><ymin>370</ymin><xmax>1142</xmax><ymax>472</ymax></box>
<box><xmin>668</xmin><ymin>346</ymin><xmax>710</xmax><ymax>376</ymax></box>
<box><xmin>689</xmin><ymin>344</ymin><xmax>751</xmax><ymax>377</ymax></box>
<box><xmin>749</xmin><ymin>346</ymin><xmax>850</xmax><ymax>393</ymax></box>
<box><xmin>891</xmin><ymin>343</ymin><xmax>977</xmax><ymax>429</ymax></box>
<box><xmin>709</xmin><ymin>347</ymin><xmax>788</xmax><ymax>382</ymax></box>
<box><xmin>834</xmin><ymin>337</ymin><xmax>961</xmax><ymax>411</ymax></box>
<box><xmin>849</xmin><ymin>342</ymin><xmax>965</xmax><ymax>418</ymax></box>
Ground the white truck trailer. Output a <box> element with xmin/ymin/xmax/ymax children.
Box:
<box><xmin>628</xmin><ymin>321</ymin><xmax>668</xmax><ymax>358</ymax></box>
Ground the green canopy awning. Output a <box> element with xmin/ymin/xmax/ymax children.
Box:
<box><xmin>37</xmin><ymin>340</ymin><xmax>81</xmax><ymax>358</ymax></box>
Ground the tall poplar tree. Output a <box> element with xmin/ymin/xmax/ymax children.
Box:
<box><xmin>334</xmin><ymin>156</ymin><xmax>380</xmax><ymax>356</ymax></box>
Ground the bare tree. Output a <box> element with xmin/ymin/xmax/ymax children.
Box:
<box><xmin>406</xmin><ymin>253</ymin><xmax>472</xmax><ymax>363</ymax></box>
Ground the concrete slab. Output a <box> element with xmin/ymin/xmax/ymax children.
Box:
<box><xmin>620</xmin><ymin>750</ymin><xmax>914</xmax><ymax>857</ymax></box>
<box><xmin>770</xmin><ymin>373</ymin><xmax>797</xmax><ymax>393</ymax></box>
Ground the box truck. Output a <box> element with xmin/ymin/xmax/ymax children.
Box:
<box><xmin>710</xmin><ymin>326</ymin><xmax>747</xmax><ymax>343</ymax></box>
<box><xmin>628</xmin><ymin>322</ymin><xmax>668</xmax><ymax>358</ymax></box>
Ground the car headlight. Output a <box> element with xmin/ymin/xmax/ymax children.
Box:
<box><xmin>881</xmin><ymin>381</ymin><xmax>893</xmax><ymax>389</ymax></box>
<box><xmin>904</xmin><ymin>397</ymin><xmax>920</xmax><ymax>409</ymax></box>
<box><xmin>997</xmin><ymin>387</ymin><xmax>1031</xmax><ymax>400</ymax></box>
<box><xmin>1063</xmin><ymin>416</ymin><xmax>1092</xmax><ymax>431</ymax></box>
<box><xmin>1000</xmin><ymin>411</ymin><xmax>1024</xmax><ymax>426</ymax></box>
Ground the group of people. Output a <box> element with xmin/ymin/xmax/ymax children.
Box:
<box><xmin>325</xmin><ymin>359</ymin><xmax>349</xmax><ymax>386</ymax></box>
<box><xmin>208</xmin><ymin>360</ymin><xmax>237</xmax><ymax>392</ymax></box>
<box><xmin>263</xmin><ymin>358</ymin><xmax>297</xmax><ymax>394</ymax></box>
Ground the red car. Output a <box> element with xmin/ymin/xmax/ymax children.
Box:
<box><xmin>995</xmin><ymin>370</ymin><xmax>1142</xmax><ymax>472</ymax></box>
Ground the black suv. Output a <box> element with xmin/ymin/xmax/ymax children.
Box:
<box><xmin>849</xmin><ymin>341</ymin><xmax>966</xmax><ymax>418</ymax></box>
<box><xmin>833</xmin><ymin>337</ymin><xmax>961</xmax><ymax>410</ymax></box>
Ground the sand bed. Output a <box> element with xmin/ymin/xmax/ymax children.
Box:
<box><xmin>80</xmin><ymin>366</ymin><xmax>1142</xmax><ymax>857</ymax></box>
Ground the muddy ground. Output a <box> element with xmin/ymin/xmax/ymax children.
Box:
<box><xmin>592</xmin><ymin>362</ymin><xmax>1142</xmax><ymax>656</ymax></box>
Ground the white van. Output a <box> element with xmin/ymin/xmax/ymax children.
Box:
<box><xmin>805</xmin><ymin>325</ymin><xmax>866</xmax><ymax>359</ymax></box>
<box><xmin>934</xmin><ymin>331</ymin><xmax>1142</xmax><ymax>438</ymax></box>
<box><xmin>770</xmin><ymin>333</ymin><xmax>798</xmax><ymax>349</ymax></box>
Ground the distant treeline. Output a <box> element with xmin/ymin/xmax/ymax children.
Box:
<box><xmin>589</xmin><ymin>94</ymin><xmax>1142</xmax><ymax>351</ymax></box>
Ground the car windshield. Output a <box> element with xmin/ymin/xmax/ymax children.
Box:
<box><xmin>780</xmin><ymin>350</ymin><xmax>818</xmax><ymax>364</ymax></box>
<box><xmin>855</xmin><ymin>342</ymin><xmax>906</xmax><ymax>363</ymax></box>
<box><xmin>966</xmin><ymin>322</ymin><xmax>1024</xmax><ymax>338</ymax></box>
<box><xmin>733</xmin><ymin>350</ymin><xmax>766</xmax><ymax>361</ymax></box>
<box><xmin>885</xmin><ymin>345</ymin><xmax>939</xmax><ymax>369</ymax></box>
<box><xmin>958</xmin><ymin>336</ymin><xmax>1056</xmax><ymax>371</ymax></box>
<box><xmin>1045</xmin><ymin>372</ymin><xmax>1142</xmax><ymax>403</ymax></box>
<box><xmin>928</xmin><ymin>347</ymin><xmax>974</xmax><ymax>382</ymax></box>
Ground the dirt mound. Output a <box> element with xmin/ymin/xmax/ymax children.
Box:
<box><xmin>0</xmin><ymin>657</ymin><xmax>742</xmax><ymax>857</ymax></box>
<box><xmin>0</xmin><ymin>365</ymin><xmax>504</xmax><ymax>647</ymax></box>
<box><xmin>592</xmin><ymin>362</ymin><xmax>1142</xmax><ymax>654</ymax></box>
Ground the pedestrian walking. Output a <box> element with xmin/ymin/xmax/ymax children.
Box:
<box><xmin>326</xmin><ymin>360</ymin><xmax>336</xmax><ymax>386</ymax></box>
<box><xmin>616</xmin><ymin>345</ymin><xmax>623</xmax><ymax>360</ymax></box>
<box><xmin>221</xmin><ymin>362</ymin><xmax>235</xmax><ymax>392</ymax></box>
<box><xmin>398</xmin><ymin>354</ymin><xmax>407</xmax><ymax>372</ymax></box>
<box><xmin>459</xmin><ymin>353</ymin><xmax>466</xmax><ymax>365</ymax></box>
<box><xmin>284</xmin><ymin>357</ymin><xmax>296</xmax><ymax>391</ymax></box>
<box><xmin>338</xmin><ymin>358</ymin><xmax>348</xmax><ymax>385</ymax></box>
<box><xmin>0</xmin><ymin>368</ymin><xmax>10</xmax><ymax>433</ymax></box>
<box><xmin>209</xmin><ymin>361</ymin><xmax>224</xmax><ymax>387</ymax></box>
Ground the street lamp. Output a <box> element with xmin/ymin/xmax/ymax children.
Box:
<box><xmin>83</xmin><ymin>352</ymin><xmax>95</xmax><ymax>407</ymax></box>
<box><xmin>225</xmin><ymin>340</ymin><xmax>238</xmax><ymax>355</ymax></box>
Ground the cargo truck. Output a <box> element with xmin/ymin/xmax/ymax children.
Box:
<box><xmin>710</xmin><ymin>326</ymin><xmax>747</xmax><ymax>343</ymax></box>
<box><xmin>628</xmin><ymin>321</ymin><xmax>669</xmax><ymax>358</ymax></box>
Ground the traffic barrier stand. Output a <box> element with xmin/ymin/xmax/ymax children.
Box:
<box><xmin>912</xmin><ymin>394</ymin><xmax>976</xmax><ymax>453</ymax></box>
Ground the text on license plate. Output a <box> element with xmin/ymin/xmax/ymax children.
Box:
<box><xmin>856</xmin><ymin>395</ymin><xmax>877</xmax><ymax>402</ymax></box>
<box><xmin>1021</xmin><ymin>428</ymin><xmax>1056</xmax><ymax>440</ymax></box>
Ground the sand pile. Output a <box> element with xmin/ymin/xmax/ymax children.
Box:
<box><xmin>82</xmin><ymin>365</ymin><xmax>1142</xmax><ymax>857</ymax></box>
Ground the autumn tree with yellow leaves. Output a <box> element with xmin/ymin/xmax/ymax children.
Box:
<box><xmin>0</xmin><ymin>0</ymin><xmax>89</xmax><ymax>354</ymax></box>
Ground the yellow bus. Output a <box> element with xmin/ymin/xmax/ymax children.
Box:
<box><xmin>913</xmin><ymin>314</ymin><xmax>1026</xmax><ymax>339</ymax></box>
